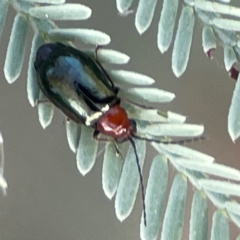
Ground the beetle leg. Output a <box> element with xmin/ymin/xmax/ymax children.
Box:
<box><xmin>93</xmin><ymin>131</ymin><xmax>124</xmax><ymax>159</ymax></box>
<box><xmin>112</xmin><ymin>141</ymin><xmax>124</xmax><ymax>160</ymax></box>
<box><xmin>94</xmin><ymin>45</ymin><xmax>119</xmax><ymax>93</ymax></box>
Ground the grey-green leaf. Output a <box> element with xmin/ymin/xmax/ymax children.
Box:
<box><xmin>135</xmin><ymin>0</ymin><xmax>158</xmax><ymax>34</ymax></box>
<box><xmin>228</xmin><ymin>74</ymin><xmax>240</xmax><ymax>141</ymax></box>
<box><xmin>167</xmin><ymin>111</ymin><xmax>186</xmax><ymax>123</ymax></box>
<box><xmin>161</xmin><ymin>173</ymin><xmax>187</xmax><ymax>240</ymax></box>
<box><xmin>176</xmin><ymin>159</ymin><xmax>240</xmax><ymax>181</ymax></box>
<box><xmin>195</xmin><ymin>1</ymin><xmax>240</xmax><ymax>17</ymax></box>
<box><xmin>66</xmin><ymin>120</ymin><xmax>81</xmax><ymax>153</ymax></box>
<box><xmin>0</xmin><ymin>0</ymin><xmax>8</xmax><ymax>41</ymax></box>
<box><xmin>224</xmin><ymin>201</ymin><xmax>240</xmax><ymax>215</ymax></box>
<box><xmin>200</xmin><ymin>179</ymin><xmax>240</xmax><ymax>197</ymax></box>
<box><xmin>213</xmin><ymin>18</ymin><xmax>240</xmax><ymax>32</ymax></box>
<box><xmin>4</xmin><ymin>14</ymin><xmax>28</xmax><ymax>84</ymax></box>
<box><xmin>37</xmin><ymin>92</ymin><xmax>54</xmax><ymax>129</ymax></box>
<box><xmin>172</xmin><ymin>6</ymin><xmax>195</xmax><ymax>77</ymax></box>
<box><xmin>202</xmin><ymin>25</ymin><xmax>216</xmax><ymax>57</ymax></box>
<box><xmin>140</xmin><ymin>123</ymin><xmax>204</xmax><ymax>137</ymax></box>
<box><xmin>210</xmin><ymin>210</ymin><xmax>229</xmax><ymax>240</ymax></box>
<box><xmin>205</xmin><ymin>191</ymin><xmax>228</xmax><ymax>209</ymax></box>
<box><xmin>48</xmin><ymin>28</ymin><xmax>111</xmax><ymax>45</ymax></box>
<box><xmin>228</xmin><ymin>212</ymin><xmax>240</xmax><ymax>228</ymax></box>
<box><xmin>115</xmin><ymin>140</ymin><xmax>146</xmax><ymax>222</ymax></box>
<box><xmin>124</xmin><ymin>105</ymin><xmax>168</xmax><ymax>122</ymax></box>
<box><xmin>140</xmin><ymin>155</ymin><xmax>168</xmax><ymax>240</ymax></box>
<box><xmin>102</xmin><ymin>142</ymin><xmax>127</xmax><ymax>199</ymax></box>
<box><xmin>29</xmin><ymin>4</ymin><xmax>92</xmax><ymax>21</ymax></box>
<box><xmin>0</xmin><ymin>133</ymin><xmax>7</xmax><ymax>195</ymax></box>
<box><xmin>152</xmin><ymin>143</ymin><xmax>215</xmax><ymax>163</ymax></box>
<box><xmin>109</xmin><ymin>70</ymin><xmax>155</xmax><ymax>85</ymax></box>
<box><xmin>11</xmin><ymin>0</ymin><xmax>34</xmax><ymax>14</ymax></box>
<box><xmin>27</xmin><ymin>33</ymin><xmax>44</xmax><ymax>107</ymax></box>
<box><xmin>224</xmin><ymin>46</ymin><xmax>237</xmax><ymax>71</ymax></box>
<box><xmin>84</xmin><ymin>49</ymin><xmax>130</xmax><ymax>65</ymax></box>
<box><xmin>116</xmin><ymin>0</ymin><xmax>134</xmax><ymax>13</ymax></box>
<box><xmin>29</xmin><ymin>17</ymin><xmax>57</xmax><ymax>33</ymax></box>
<box><xmin>119</xmin><ymin>88</ymin><xmax>175</xmax><ymax>104</ymax></box>
<box><xmin>189</xmin><ymin>191</ymin><xmax>208</xmax><ymax>240</ymax></box>
<box><xmin>158</xmin><ymin>0</ymin><xmax>178</xmax><ymax>53</ymax></box>
<box><xmin>76</xmin><ymin>125</ymin><xmax>98</xmax><ymax>176</ymax></box>
<box><xmin>27</xmin><ymin>0</ymin><xmax>65</xmax><ymax>4</ymax></box>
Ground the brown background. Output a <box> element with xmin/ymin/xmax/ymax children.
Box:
<box><xmin>0</xmin><ymin>0</ymin><xmax>239</xmax><ymax>239</ymax></box>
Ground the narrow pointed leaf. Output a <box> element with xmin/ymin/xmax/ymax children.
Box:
<box><xmin>27</xmin><ymin>33</ymin><xmax>44</xmax><ymax>107</ymax></box>
<box><xmin>29</xmin><ymin>17</ymin><xmax>56</xmax><ymax>33</ymax></box>
<box><xmin>116</xmin><ymin>0</ymin><xmax>134</xmax><ymax>13</ymax></box>
<box><xmin>176</xmin><ymin>159</ymin><xmax>240</xmax><ymax>181</ymax></box>
<box><xmin>84</xmin><ymin>49</ymin><xmax>130</xmax><ymax>65</ymax></box>
<box><xmin>202</xmin><ymin>25</ymin><xmax>216</xmax><ymax>57</ymax></box>
<box><xmin>210</xmin><ymin>210</ymin><xmax>229</xmax><ymax>240</ymax></box>
<box><xmin>102</xmin><ymin>142</ymin><xmax>127</xmax><ymax>199</ymax></box>
<box><xmin>184</xmin><ymin>0</ymin><xmax>194</xmax><ymax>5</ymax></box>
<box><xmin>228</xmin><ymin>212</ymin><xmax>240</xmax><ymax>228</ymax></box>
<box><xmin>109</xmin><ymin>70</ymin><xmax>155</xmax><ymax>85</ymax></box>
<box><xmin>224</xmin><ymin>201</ymin><xmax>240</xmax><ymax>215</ymax></box>
<box><xmin>182</xmin><ymin>169</ymin><xmax>206</xmax><ymax>189</ymax></box>
<box><xmin>195</xmin><ymin>1</ymin><xmax>240</xmax><ymax>17</ymax></box>
<box><xmin>228</xmin><ymin>74</ymin><xmax>240</xmax><ymax>141</ymax></box>
<box><xmin>11</xmin><ymin>0</ymin><xmax>34</xmax><ymax>14</ymax></box>
<box><xmin>119</xmin><ymin>88</ymin><xmax>175</xmax><ymax>104</ymax></box>
<box><xmin>0</xmin><ymin>0</ymin><xmax>8</xmax><ymax>41</ymax></box>
<box><xmin>214</xmin><ymin>18</ymin><xmax>240</xmax><ymax>32</ymax></box>
<box><xmin>48</xmin><ymin>29</ymin><xmax>111</xmax><ymax>45</ymax></box>
<box><xmin>115</xmin><ymin>140</ymin><xmax>146</xmax><ymax>222</ymax></box>
<box><xmin>66</xmin><ymin>120</ymin><xmax>81</xmax><ymax>153</ymax></box>
<box><xmin>0</xmin><ymin>133</ymin><xmax>7</xmax><ymax>195</ymax></box>
<box><xmin>140</xmin><ymin>155</ymin><xmax>168</xmax><ymax>240</ymax></box>
<box><xmin>141</xmin><ymin>124</ymin><xmax>204</xmax><ymax>137</ymax></box>
<box><xmin>37</xmin><ymin>92</ymin><xmax>54</xmax><ymax>129</ymax></box>
<box><xmin>4</xmin><ymin>14</ymin><xmax>28</xmax><ymax>83</ymax></box>
<box><xmin>29</xmin><ymin>4</ymin><xmax>92</xmax><ymax>21</ymax></box>
<box><xmin>213</xmin><ymin>27</ymin><xmax>238</xmax><ymax>46</ymax></box>
<box><xmin>135</xmin><ymin>0</ymin><xmax>158</xmax><ymax>34</ymax></box>
<box><xmin>27</xmin><ymin>0</ymin><xmax>65</xmax><ymax>4</ymax></box>
<box><xmin>189</xmin><ymin>191</ymin><xmax>208</xmax><ymax>240</ymax></box>
<box><xmin>161</xmin><ymin>174</ymin><xmax>187</xmax><ymax>240</ymax></box>
<box><xmin>172</xmin><ymin>6</ymin><xmax>195</xmax><ymax>77</ymax></box>
<box><xmin>167</xmin><ymin>111</ymin><xmax>186</xmax><ymax>123</ymax></box>
<box><xmin>224</xmin><ymin>46</ymin><xmax>237</xmax><ymax>72</ymax></box>
<box><xmin>200</xmin><ymin>179</ymin><xmax>240</xmax><ymax>197</ymax></box>
<box><xmin>125</xmin><ymin>105</ymin><xmax>168</xmax><ymax>122</ymax></box>
<box><xmin>205</xmin><ymin>191</ymin><xmax>228</xmax><ymax>209</ymax></box>
<box><xmin>158</xmin><ymin>0</ymin><xmax>178</xmax><ymax>53</ymax></box>
<box><xmin>152</xmin><ymin>143</ymin><xmax>215</xmax><ymax>163</ymax></box>
<box><xmin>0</xmin><ymin>133</ymin><xmax>4</xmax><ymax>171</ymax></box>
<box><xmin>76</xmin><ymin>125</ymin><xmax>98</xmax><ymax>176</ymax></box>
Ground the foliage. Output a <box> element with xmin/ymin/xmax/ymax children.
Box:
<box><xmin>0</xmin><ymin>0</ymin><xmax>240</xmax><ymax>239</ymax></box>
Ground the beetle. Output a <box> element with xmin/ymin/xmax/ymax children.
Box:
<box><xmin>34</xmin><ymin>42</ymin><xmax>203</xmax><ymax>226</ymax></box>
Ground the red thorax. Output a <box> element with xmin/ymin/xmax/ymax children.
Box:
<box><xmin>96</xmin><ymin>105</ymin><xmax>131</xmax><ymax>140</ymax></box>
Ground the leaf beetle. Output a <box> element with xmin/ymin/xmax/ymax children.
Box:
<box><xmin>34</xmin><ymin>42</ymin><xmax>203</xmax><ymax>226</ymax></box>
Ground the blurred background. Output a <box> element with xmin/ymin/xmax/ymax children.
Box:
<box><xmin>0</xmin><ymin>0</ymin><xmax>239</xmax><ymax>239</ymax></box>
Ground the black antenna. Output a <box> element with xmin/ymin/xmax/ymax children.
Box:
<box><xmin>128</xmin><ymin>137</ymin><xmax>147</xmax><ymax>227</ymax></box>
<box><xmin>132</xmin><ymin>134</ymin><xmax>205</xmax><ymax>145</ymax></box>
